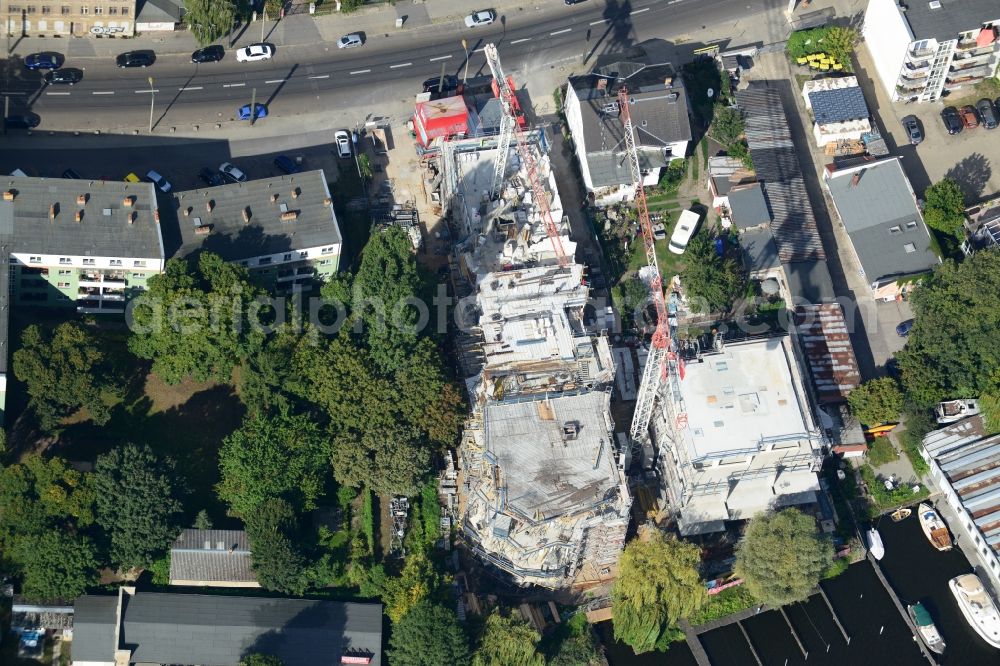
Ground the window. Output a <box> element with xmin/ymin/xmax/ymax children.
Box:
<box><xmin>975</xmin><ymin>535</ymin><xmax>981</xmax><ymax>545</ymax></box>
<box><xmin>59</xmin><ymin>257</ymin><xmax>71</xmax><ymax>265</ymax></box>
<box><xmin>79</xmin><ymin>5</ymin><xmax>87</xmax><ymax>13</ymax></box>
<box><xmin>299</xmin><ymin>251</ymin><xmax>308</xmax><ymax>259</ymax></box>
<box><xmin>29</xmin><ymin>256</ymin><xmax>41</xmax><ymax>263</ymax></box>
<box><xmin>41</xmin><ymin>5</ymin><xmax>50</xmax><ymax>13</ymax></box>
<box><xmin>58</xmin><ymin>269</ymin><xmax>72</xmax><ymax>276</ymax></box>
<box><xmin>120</xmin><ymin>5</ymin><xmax>127</xmax><ymax>14</ymax></box>
<box><xmin>259</xmin><ymin>257</ymin><xmax>272</xmax><ymax>265</ymax></box>
<box><xmin>889</xmin><ymin>225</ymin><xmax>902</xmax><ymax>234</ymax></box>
<box><xmin>133</xmin><ymin>260</ymin><xmax>146</xmax><ymax>268</ymax></box>
<box><xmin>319</xmin><ymin>259</ymin><xmax>331</xmax><ymax>266</ymax></box>
<box><xmin>239</xmin><ymin>260</ymin><xmax>249</xmax><ymax>266</ymax></box>
<box><xmin>93</xmin><ymin>5</ymin><xmax>101</xmax><ymax>12</ymax></box>
<box><xmin>109</xmin><ymin>259</ymin><xmax>122</xmax><ymax>266</ymax></box>
<box><xmin>57</xmin><ymin>282</ymin><xmax>70</xmax><ymax>288</ymax></box>
<box><xmin>282</xmin><ymin>253</ymin><xmax>292</xmax><ymax>262</ymax></box>
<box><xmin>25</xmin><ymin>5</ymin><xmax>35</xmax><ymax>13</ymax></box>
<box><xmin>8</xmin><ymin>5</ymin><xmax>22</xmax><ymax>11</ymax></box>
<box><xmin>107</xmin><ymin>5</ymin><xmax>116</xmax><ymax>13</ymax></box>
<box><xmin>132</xmin><ymin>273</ymin><xmax>146</xmax><ymax>279</ymax></box>
<box><xmin>906</xmin><ymin>220</ymin><xmax>917</xmax><ymax>229</ymax></box>
<box><xmin>321</xmin><ymin>246</ymin><xmax>334</xmax><ymax>255</ymax></box>
<box><xmin>61</xmin><ymin>5</ymin><xmax>70</xmax><ymax>13</ymax></box>
<box><xmin>904</xmin><ymin>243</ymin><xmax>916</xmax><ymax>253</ymax></box>
<box><xmin>83</xmin><ymin>258</ymin><xmax>95</xmax><ymax>266</ymax></box>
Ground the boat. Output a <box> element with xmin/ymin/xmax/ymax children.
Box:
<box><xmin>890</xmin><ymin>507</ymin><xmax>911</xmax><ymax>522</ymax></box>
<box><xmin>907</xmin><ymin>601</ymin><xmax>946</xmax><ymax>655</ymax></box>
<box><xmin>918</xmin><ymin>503</ymin><xmax>953</xmax><ymax>551</ymax></box>
<box><xmin>949</xmin><ymin>573</ymin><xmax>1000</xmax><ymax>649</ymax></box>
<box><xmin>867</xmin><ymin>528</ymin><xmax>885</xmax><ymax>560</ymax></box>
<box><xmin>935</xmin><ymin>399</ymin><xmax>980</xmax><ymax>424</ymax></box>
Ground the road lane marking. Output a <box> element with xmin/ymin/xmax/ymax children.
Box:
<box><xmin>223</xmin><ymin>82</ymin><xmax>246</xmax><ymax>88</ymax></box>
<box><xmin>429</xmin><ymin>55</ymin><xmax>452</xmax><ymax>61</ymax></box>
<box><xmin>308</xmin><ymin>74</ymin><xmax>330</xmax><ymax>79</ymax></box>
<box><xmin>92</xmin><ymin>91</ymin><xmax>114</xmax><ymax>95</ymax></box>
<box><xmin>1</xmin><ymin>92</ymin><xmax>27</xmax><ymax>96</ymax></box>
<box><xmin>550</xmin><ymin>28</ymin><xmax>572</xmax><ymax>35</ymax></box>
<box><xmin>350</xmin><ymin>69</ymin><xmax>371</xmax><ymax>74</ymax></box>
<box><xmin>135</xmin><ymin>89</ymin><xmax>159</xmax><ymax>93</ymax></box>
<box><xmin>46</xmin><ymin>91</ymin><xmax>71</xmax><ymax>95</ymax></box>
<box><xmin>389</xmin><ymin>62</ymin><xmax>412</xmax><ymax>69</ymax></box>
<box><xmin>510</xmin><ymin>37</ymin><xmax>532</xmax><ymax>45</ymax></box>
<box><xmin>265</xmin><ymin>79</ymin><xmax>287</xmax><ymax>84</ymax></box>
<box><xmin>178</xmin><ymin>86</ymin><xmax>203</xmax><ymax>91</ymax></box>
<box><xmin>589</xmin><ymin>18</ymin><xmax>607</xmax><ymax>25</ymax></box>
<box><xmin>631</xmin><ymin>6</ymin><xmax>650</xmax><ymax>14</ymax></box>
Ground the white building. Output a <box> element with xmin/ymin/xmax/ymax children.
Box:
<box><xmin>651</xmin><ymin>335</ymin><xmax>824</xmax><ymax>536</ymax></box>
<box><xmin>922</xmin><ymin>415</ymin><xmax>1000</xmax><ymax>591</ymax></box>
<box><xmin>863</xmin><ymin>0</ymin><xmax>1000</xmax><ymax>103</ymax></box>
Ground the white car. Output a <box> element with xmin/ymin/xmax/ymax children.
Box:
<box><xmin>145</xmin><ymin>170</ymin><xmax>172</xmax><ymax>193</ymax></box>
<box><xmin>337</xmin><ymin>34</ymin><xmax>363</xmax><ymax>49</ymax></box>
<box><xmin>235</xmin><ymin>43</ymin><xmax>273</xmax><ymax>63</ymax></box>
<box><xmin>219</xmin><ymin>162</ymin><xmax>247</xmax><ymax>183</ymax></box>
<box><xmin>335</xmin><ymin>130</ymin><xmax>352</xmax><ymax>158</ymax></box>
<box><xmin>669</xmin><ymin>210</ymin><xmax>701</xmax><ymax>255</ymax></box>
<box><xmin>464</xmin><ymin>10</ymin><xmax>496</xmax><ymax>27</ymax></box>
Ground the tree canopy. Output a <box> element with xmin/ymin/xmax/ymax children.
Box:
<box><xmin>897</xmin><ymin>252</ymin><xmax>1000</xmax><ymax>416</ymax></box>
<box><xmin>680</xmin><ymin>230</ymin><xmax>746</xmax><ymax>314</ymax></box>
<box><xmin>12</xmin><ymin>322</ymin><xmax>124</xmax><ymax>431</ymax></box>
<box><xmin>381</xmin><ymin>550</ymin><xmax>442</xmax><ymax>623</ymax></box>
<box><xmin>388</xmin><ymin>600</ymin><xmax>471</xmax><ymax>666</ymax></box>
<box><xmin>735</xmin><ymin>508</ymin><xmax>833</xmax><ymax>606</ymax></box>
<box><xmin>184</xmin><ymin>0</ymin><xmax>236</xmax><ymax>46</ymax></box>
<box><xmin>12</xmin><ymin>530</ymin><xmax>98</xmax><ymax>602</ymax></box>
<box><xmin>239</xmin><ymin>655</ymin><xmax>284</xmax><ymax>666</ymax></box>
<box><xmin>93</xmin><ymin>443</ymin><xmax>184</xmax><ymax>571</ymax></box>
<box><xmin>612</xmin><ymin>532</ymin><xmax>706</xmax><ymax>653</ymax></box>
<box><xmin>244</xmin><ymin>498</ymin><xmax>309</xmax><ymax>595</ymax></box>
<box><xmin>922</xmin><ymin>178</ymin><xmax>966</xmax><ymax>238</ymax></box>
<box><xmin>847</xmin><ymin>377</ymin><xmax>903</xmax><ymax>427</ymax></box>
<box><xmin>472</xmin><ymin>610</ymin><xmax>545</xmax><ymax>666</ymax></box>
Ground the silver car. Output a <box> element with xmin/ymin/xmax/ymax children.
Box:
<box><xmin>335</xmin><ymin>130</ymin><xmax>352</xmax><ymax>158</ymax></box>
<box><xmin>337</xmin><ymin>34</ymin><xmax>363</xmax><ymax>49</ymax></box>
<box><xmin>464</xmin><ymin>10</ymin><xmax>496</xmax><ymax>27</ymax></box>
<box><xmin>235</xmin><ymin>43</ymin><xmax>273</xmax><ymax>63</ymax></box>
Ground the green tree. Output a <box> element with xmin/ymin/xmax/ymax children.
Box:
<box><xmin>388</xmin><ymin>600</ymin><xmax>471</xmax><ymax>666</ymax></box>
<box><xmin>12</xmin><ymin>531</ymin><xmax>98</xmax><ymax>602</ymax></box>
<box><xmin>709</xmin><ymin>106</ymin><xmax>745</xmax><ymax>149</ymax></box>
<box><xmin>332</xmin><ymin>425</ymin><xmax>430</xmax><ymax>496</ymax></box>
<box><xmin>847</xmin><ymin>377</ymin><xmax>904</xmax><ymax>426</ymax></box>
<box><xmin>240</xmin><ymin>655</ymin><xmax>283</xmax><ymax>666</ymax></box>
<box><xmin>237</xmin><ymin>326</ymin><xmax>302</xmax><ymax>417</ymax></box>
<box><xmin>612</xmin><ymin>532</ymin><xmax>706</xmax><ymax>654</ymax></box>
<box><xmin>193</xmin><ymin>509</ymin><xmax>213</xmax><ymax>530</ymax></box>
<box><xmin>550</xmin><ymin>631</ymin><xmax>601</xmax><ymax>666</ymax></box>
<box><xmin>923</xmin><ymin>178</ymin><xmax>966</xmax><ymax>238</ymax></box>
<box><xmin>735</xmin><ymin>508</ymin><xmax>833</xmax><ymax>607</ymax></box>
<box><xmin>679</xmin><ymin>231</ymin><xmax>746</xmax><ymax>314</ymax></box>
<box><xmin>382</xmin><ymin>550</ymin><xmax>441</xmax><ymax>622</ymax></box>
<box><xmin>473</xmin><ymin>610</ymin><xmax>545</xmax><ymax>666</ymax></box>
<box><xmin>217</xmin><ymin>411</ymin><xmax>331</xmax><ymax>516</ymax></box>
<box><xmin>357</xmin><ymin>153</ymin><xmax>373</xmax><ymax>182</ymax></box>
<box><xmin>128</xmin><ymin>253</ymin><xmax>265</xmax><ymax>385</ymax></box>
<box><xmin>93</xmin><ymin>443</ymin><xmax>184</xmax><ymax>571</ymax></box>
<box><xmin>12</xmin><ymin>322</ymin><xmax>124</xmax><ymax>431</ymax></box>
<box><xmin>0</xmin><ymin>456</ymin><xmax>97</xmax><ymax>548</ymax></box>
<box><xmin>897</xmin><ymin>252</ymin><xmax>1000</xmax><ymax>408</ymax></box>
<box><xmin>263</xmin><ymin>0</ymin><xmax>282</xmax><ymax>17</ymax></box>
<box><xmin>244</xmin><ymin>498</ymin><xmax>309</xmax><ymax>595</ymax></box>
<box><xmin>184</xmin><ymin>0</ymin><xmax>236</xmax><ymax>46</ymax></box>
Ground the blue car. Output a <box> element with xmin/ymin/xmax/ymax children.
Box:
<box><xmin>24</xmin><ymin>52</ymin><xmax>63</xmax><ymax>70</ymax></box>
<box><xmin>238</xmin><ymin>103</ymin><xmax>267</xmax><ymax>120</ymax></box>
<box><xmin>273</xmin><ymin>155</ymin><xmax>301</xmax><ymax>174</ymax></box>
<box><xmin>895</xmin><ymin>319</ymin><xmax>915</xmax><ymax>337</ymax></box>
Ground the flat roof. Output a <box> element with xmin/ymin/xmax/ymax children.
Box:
<box><xmin>899</xmin><ymin>0</ymin><xmax>1000</xmax><ymax>41</ymax></box>
<box><xmin>729</xmin><ymin>183</ymin><xmax>772</xmax><ymax>229</ymax></box>
<box><xmin>167</xmin><ymin>169</ymin><xmax>341</xmax><ymax>261</ymax></box>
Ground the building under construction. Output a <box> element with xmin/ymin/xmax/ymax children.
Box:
<box><xmin>445</xmin><ymin>44</ymin><xmax>630</xmax><ymax>589</ymax></box>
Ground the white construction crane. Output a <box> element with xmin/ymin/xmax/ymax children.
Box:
<box><xmin>618</xmin><ymin>85</ymin><xmax>686</xmax><ymax>448</ymax></box>
<box><xmin>484</xmin><ymin>43</ymin><xmax>568</xmax><ymax>267</ymax></box>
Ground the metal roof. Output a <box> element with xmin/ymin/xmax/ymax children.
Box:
<box><xmin>729</xmin><ymin>183</ymin><xmax>772</xmax><ymax>229</ymax></box>
<box><xmin>794</xmin><ymin>303</ymin><xmax>862</xmax><ymax>404</ymax></box>
<box><xmin>784</xmin><ymin>260</ymin><xmax>836</xmax><ymax>302</ymax></box>
<box><xmin>808</xmin><ymin>86</ymin><xmax>870</xmax><ymax>125</ymax></box>
<box><xmin>72</xmin><ymin>595</ymin><xmax>118</xmax><ymax>662</ymax></box>
<box><xmin>740</xmin><ymin>226</ymin><xmax>781</xmax><ymax>272</ymax></box>
<box><xmin>899</xmin><ymin>0</ymin><xmax>1000</xmax><ymax>41</ymax></box>
<box><xmin>169</xmin><ymin>529</ymin><xmax>256</xmax><ymax>584</ymax></box>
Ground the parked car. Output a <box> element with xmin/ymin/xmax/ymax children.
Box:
<box><xmin>337</xmin><ymin>33</ymin><xmax>363</xmax><ymax>49</ymax></box>
<box><xmin>895</xmin><ymin>319</ymin><xmax>915</xmax><ymax>337</ymax></box>
<box><xmin>43</xmin><ymin>68</ymin><xmax>83</xmax><ymax>85</ymax></box>
<box><xmin>940</xmin><ymin>106</ymin><xmax>963</xmax><ymax>135</ymax></box>
<box><xmin>273</xmin><ymin>155</ymin><xmax>301</xmax><ymax>174</ymax></box>
<box><xmin>901</xmin><ymin>115</ymin><xmax>923</xmax><ymax>145</ymax></box>
<box><xmin>335</xmin><ymin>130</ymin><xmax>352</xmax><ymax>158</ymax></box>
<box><xmin>959</xmin><ymin>105</ymin><xmax>980</xmax><ymax>129</ymax></box>
<box><xmin>124</xmin><ymin>172</ymin><xmax>141</xmax><ymax>183</ymax></box>
<box><xmin>669</xmin><ymin>210</ymin><xmax>701</xmax><ymax>255</ymax></box>
<box><xmin>219</xmin><ymin>162</ymin><xmax>247</xmax><ymax>183</ymax></box>
<box><xmin>236</xmin><ymin>43</ymin><xmax>273</xmax><ymax>63</ymax></box>
<box><xmin>116</xmin><ymin>51</ymin><xmax>155</xmax><ymax>68</ymax></box>
<box><xmin>191</xmin><ymin>45</ymin><xmax>224</xmax><ymax>63</ymax></box>
<box><xmin>198</xmin><ymin>167</ymin><xmax>225</xmax><ymax>187</ymax></box>
<box><xmin>145</xmin><ymin>170</ymin><xmax>172</xmax><ymax>192</ymax></box>
<box><xmin>238</xmin><ymin>103</ymin><xmax>268</xmax><ymax>120</ymax></box>
<box><xmin>62</xmin><ymin>169</ymin><xmax>81</xmax><ymax>179</ymax></box>
<box><xmin>464</xmin><ymin>9</ymin><xmax>496</xmax><ymax>27</ymax></box>
<box><xmin>4</xmin><ymin>113</ymin><xmax>40</xmax><ymax>129</ymax></box>
<box><xmin>23</xmin><ymin>52</ymin><xmax>63</xmax><ymax>70</ymax></box>
<box><xmin>976</xmin><ymin>98</ymin><xmax>998</xmax><ymax>129</ymax></box>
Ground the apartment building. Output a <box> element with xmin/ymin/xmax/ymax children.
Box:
<box><xmin>864</xmin><ymin>0</ymin><xmax>1000</xmax><ymax>103</ymax></box>
<box><xmin>3</xmin><ymin>0</ymin><xmax>135</xmax><ymax>37</ymax></box>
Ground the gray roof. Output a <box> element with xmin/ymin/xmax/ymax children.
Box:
<box><xmin>0</xmin><ymin>176</ymin><xmax>164</xmax><ymax>259</ymax></box>
<box><xmin>74</xmin><ymin>592</ymin><xmax>383</xmax><ymax>666</ymax></box>
<box><xmin>784</xmin><ymin>259</ymin><xmax>836</xmax><ymax>302</ymax></box>
<box><xmin>170</xmin><ymin>529</ymin><xmax>256</xmax><ymax>584</ymax></box>
<box><xmin>136</xmin><ymin>0</ymin><xmax>182</xmax><ymax>23</ymax></box>
<box><xmin>729</xmin><ymin>183</ymin><xmax>772</xmax><ymax>229</ymax></box>
<box><xmin>73</xmin><ymin>595</ymin><xmax>119</xmax><ymax>662</ymax></box>
<box><xmin>825</xmin><ymin>159</ymin><xmax>939</xmax><ymax>283</ymax></box>
<box><xmin>899</xmin><ymin>0</ymin><xmax>1000</xmax><ymax>41</ymax></box>
<box><xmin>737</xmin><ymin>86</ymin><xmax>826</xmax><ymax>262</ymax></box>
<box><xmin>484</xmin><ymin>391</ymin><xmax>620</xmax><ymax>520</ymax></box>
<box><xmin>569</xmin><ymin>61</ymin><xmax>692</xmax><ymax>188</ymax></box>
<box><xmin>741</xmin><ymin>226</ymin><xmax>781</xmax><ymax>272</ymax></box>
<box><xmin>167</xmin><ymin>169</ymin><xmax>341</xmax><ymax>262</ymax></box>
<box><xmin>808</xmin><ymin>87</ymin><xmax>869</xmax><ymax>125</ymax></box>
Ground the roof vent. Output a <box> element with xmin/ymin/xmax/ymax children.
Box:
<box><xmin>122</xmin><ymin>196</ymin><xmax>135</xmax><ymax>207</ymax></box>
<box><xmin>242</xmin><ymin>206</ymin><xmax>252</xmax><ymax>223</ymax></box>
<box><xmin>103</xmin><ymin>208</ymin><xmax>112</xmax><ymax>216</ymax></box>
<box><xmin>928</xmin><ymin>0</ymin><xmax>941</xmax><ymax>8</ymax></box>
<box><xmin>562</xmin><ymin>421</ymin><xmax>580</xmax><ymax>441</ymax></box>
<box><xmin>49</xmin><ymin>203</ymin><xmax>58</xmax><ymax>220</ymax></box>
<box><xmin>291</xmin><ymin>187</ymin><xmax>300</xmax><ymax>199</ymax></box>
<box><xmin>667</xmin><ymin>92</ymin><xmax>679</xmax><ymax>101</ymax></box>
<box><xmin>203</xmin><ymin>540</ymin><xmax>211</xmax><ymax>549</ymax></box>
<box><xmin>217</xmin><ymin>541</ymin><xmax>225</xmax><ymax>550</ymax></box>
<box><xmin>74</xmin><ymin>210</ymin><xmax>83</xmax><ymax>223</ymax></box>
<box><xmin>194</xmin><ymin>224</ymin><xmax>212</xmax><ymax>236</ymax></box>
<box><xmin>77</xmin><ymin>194</ymin><xmax>88</xmax><ymax>205</ymax></box>
<box><xmin>280</xmin><ymin>210</ymin><xmax>299</xmax><ymax>222</ymax></box>
<box><xmin>602</xmin><ymin>102</ymin><xmax>619</xmax><ymax>113</ymax></box>
<box><xmin>3</xmin><ymin>190</ymin><xmax>14</xmax><ymax>201</ymax></box>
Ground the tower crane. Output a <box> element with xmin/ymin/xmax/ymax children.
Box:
<box><xmin>618</xmin><ymin>85</ymin><xmax>686</xmax><ymax>448</ymax></box>
<box><xmin>483</xmin><ymin>43</ymin><xmax>568</xmax><ymax>267</ymax></box>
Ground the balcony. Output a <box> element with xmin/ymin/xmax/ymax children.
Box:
<box><xmin>904</xmin><ymin>60</ymin><xmax>932</xmax><ymax>73</ymax></box>
<box><xmin>100</xmin><ymin>292</ymin><xmax>126</xmax><ymax>301</ymax></box>
<box><xmin>908</xmin><ymin>45</ymin><xmax>935</xmax><ymax>59</ymax></box>
<box><xmin>78</xmin><ymin>287</ymin><xmax>100</xmax><ymax>298</ymax></box>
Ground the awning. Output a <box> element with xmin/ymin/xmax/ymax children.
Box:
<box><xmin>976</xmin><ymin>27</ymin><xmax>997</xmax><ymax>48</ymax></box>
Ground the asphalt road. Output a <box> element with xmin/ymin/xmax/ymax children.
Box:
<box><xmin>3</xmin><ymin>0</ymin><xmax>786</xmax><ymax>127</ymax></box>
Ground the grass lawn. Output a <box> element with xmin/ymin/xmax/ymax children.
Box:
<box><xmin>866</xmin><ymin>437</ymin><xmax>899</xmax><ymax>467</ymax></box>
<box><xmin>689</xmin><ymin>585</ymin><xmax>758</xmax><ymax>626</ymax></box>
<box><xmin>946</xmin><ymin>78</ymin><xmax>1000</xmax><ymax>113</ymax></box>
<box><xmin>860</xmin><ymin>464</ymin><xmax>930</xmax><ymax>518</ymax></box>
<box><xmin>627</xmin><ymin>230</ymin><xmax>685</xmax><ymax>280</ymax></box>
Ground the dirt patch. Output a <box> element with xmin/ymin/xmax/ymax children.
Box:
<box><xmin>143</xmin><ymin>373</ymin><xmax>222</xmax><ymax>413</ymax></box>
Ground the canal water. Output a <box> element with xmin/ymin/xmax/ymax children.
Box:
<box><xmin>598</xmin><ymin>506</ymin><xmax>998</xmax><ymax>665</ymax></box>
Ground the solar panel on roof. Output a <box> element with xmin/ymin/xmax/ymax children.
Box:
<box><xmin>809</xmin><ymin>87</ymin><xmax>869</xmax><ymax>124</ymax></box>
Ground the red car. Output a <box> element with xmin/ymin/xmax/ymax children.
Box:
<box><xmin>959</xmin><ymin>105</ymin><xmax>980</xmax><ymax>129</ymax></box>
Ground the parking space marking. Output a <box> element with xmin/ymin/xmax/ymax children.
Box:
<box><xmin>308</xmin><ymin>74</ymin><xmax>330</xmax><ymax>79</ymax></box>
<box><xmin>510</xmin><ymin>38</ymin><xmax>532</xmax><ymax>45</ymax></box>
<box><xmin>0</xmin><ymin>92</ymin><xmax>26</xmax><ymax>96</ymax></box>
<box><xmin>92</xmin><ymin>91</ymin><xmax>114</xmax><ymax>95</ymax></box>
<box><xmin>550</xmin><ymin>28</ymin><xmax>572</xmax><ymax>36</ymax></box>
<box><xmin>178</xmin><ymin>86</ymin><xmax>203</xmax><ymax>91</ymax></box>
<box><xmin>223</xmin><ymin>83</ymin><xmax>246</xmax><ymax>88</ymax></box>
<box><xmin>389</xmin><ymin>62</ymin><xmax>412</xmax><ymax>69</ymax></box>
<box><xmin>350</xmin><ymin>69</ymin><xmax>371</xmax><ymax>75</ymax></box>
<box><xmin>429</xmin><ymin>55</ymin><xmax>452</xmax><ymax>62</ymax></box>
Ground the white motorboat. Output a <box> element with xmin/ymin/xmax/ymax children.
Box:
<box><xmin>935</xmin><ymin>399</ymin><xmax>980</xmax><ymax>424</ymax></box>
<box><xmin>949</xmin><ymin>573</ymin><xmax>1000</xmax><ymax>649</ymax></box>
<box><xmin>908</xmin><ymin>601</ymin><xmax>946</xmax><ymax>655</ymax></box>
<box><xmin>867</xmin><ymin>527</ymin><xmax>885</xmax><ymax>560</ymax></box>
<box><xmin>918</xmin><ymin>503</ymin><xmax>953</xmax><ymax>551</ymax></box>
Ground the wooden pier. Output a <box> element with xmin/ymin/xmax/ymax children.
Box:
<box><xmin>867</xmin><ymin>552</ymin><xmax>938</xmax><ymax>665</ymax></box>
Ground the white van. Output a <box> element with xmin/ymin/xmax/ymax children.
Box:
<box><xmin>669</xmin><ymin>210</ymin><xmax>701</xmax><ymax>255</ymax></box>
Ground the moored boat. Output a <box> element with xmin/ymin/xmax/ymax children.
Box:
<box><xmin>908</xmin><ymin>601</ymin><xmax>946</xmax><ymax>655</ymax></box>
<box><xmin>918</xmin><ymin>503</ymin><xmax>953</xmax><ymax>551</ymax></box>
<box><xmin>891</xmin><ymin>507</ymin><xmax>911</xmax><ymax>522</ymax></box>
<box><xmin>949</xmin><ymin>573</ymin><xmax>1000</xmax><ymax>649</ymax></box>
<box><xmin>867</xmin><ymin>527</ymin><xmax>884</xmax><ymax>560</ymax></box>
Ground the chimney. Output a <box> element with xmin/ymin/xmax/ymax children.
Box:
<box><xmin>849</xmin><ymin>169</ymin><xmax>865</xmax><ymax>188</ymax></box>
<box><xmin>183</xmin><ymin>207</ymin><xmax>191</xmax><ymax>217</ymax></box>
<box><xmin>194</xmin><ymin>224</ymin><xmax>212</xmax><ymax>235</ymax></box>
<box><xmin>323</xmin><ymin>197</ymin><xmax>332</xmax><ymax>206</ymax></box>
<box><xmin>154</xmin><ymin>209</ymin><xmax>160</xmax><ymax>223</ymax></box>
<box><xmin>49</xmin><ymin>203</ymin><xmax>58</xmax><ymax>220</ymax></box>
<box><xmin>280</xmin><ymin>210</ymin><xmax>299</xmax><ymax>222</ymax></box>
<box><xmin>664</xmin><ymin>76</ymin><xmax>674</xmax><ymax>88</ymax></box>
<box><xmin>128</xmin><ymin>211</ymin><xmax>137</xmax><ymax>225</ymax></box>
<box><xmin>76</xmin><ymin>194</ymin><xmax>88</xmax><ymax>205</ymax></box>
<box><xmin>242</xmin><ymin>206</ymin><xmax>251</xmax><ymax>223</ymax></box>
<box><xmin>3</xmin><ymin>190</ymin><xmax>14</xmax><ymax>201</ymax></box>
<box><xmin>291</xmin><ymin>187</ymin><xmax>300</xmax><ymax>199</ymax></box>
<box><xmin>271</xmin><ymin>193</ymin><xmax>279</xmax><ymax>204</ymax></box>
<box><xmin>75</xmin><ymin>210</ymin><xmax>84</xmax><ymax>222</ymax></box>
<box><xmin>206</xmin><ymin>200</ymin><xmax>215</xmax><ymax>212</ymax></box>
<box><xmin>123</xmin><ymin>196</ymin><xmax>135</xmax><ymax>207</ymax></box>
